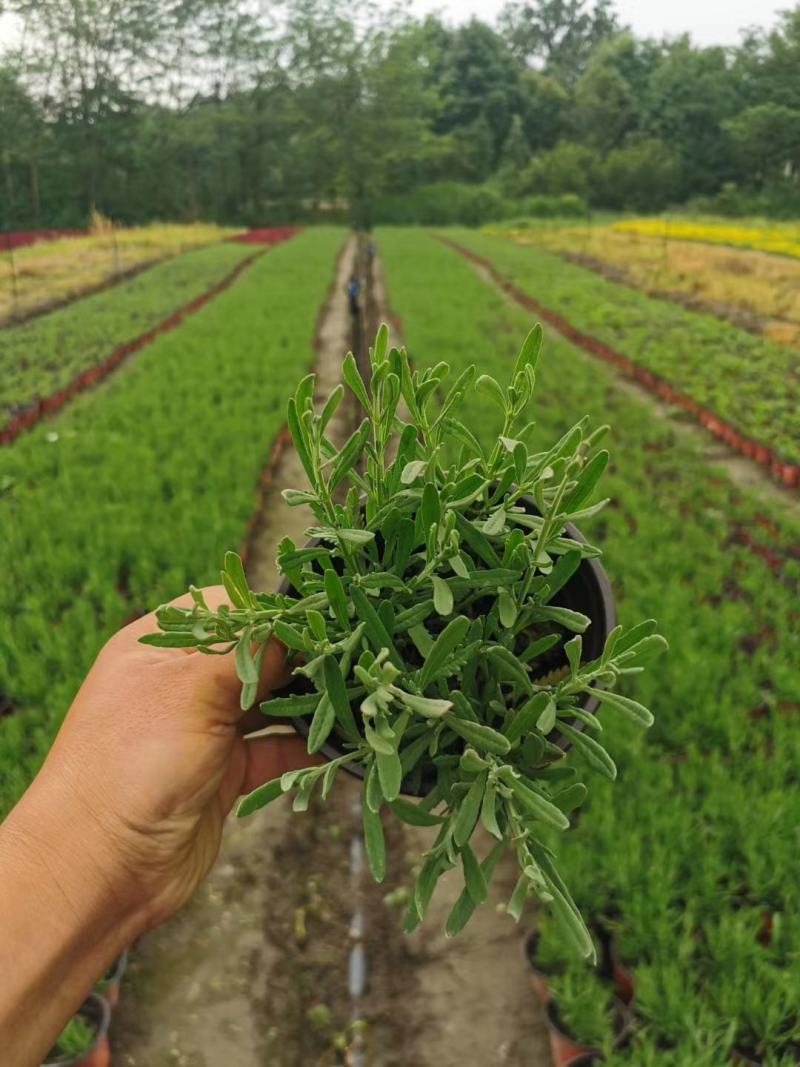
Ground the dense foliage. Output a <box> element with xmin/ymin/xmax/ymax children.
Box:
<box><xmin>0</xmin><ymin>228</ymin><xmax>343</xmax><ymax>819</ymax></box>
<box><xmin>144</xmin><ymin>325</ymin><xmax>665</xmax><ymax>948</ymax></box>
<box><xmin>1</xmin><ymin>1</ymin><xmax>800</xmax><ymax>225</ymax></box>
<box><xmin>454</xmin><ymin>228</ymin><xmax>800</xmax><ymax>464</ymax></box>
<box><xmin>0</xmin><ymin>241</ymin><xmax>254</xmax><ymax>419</ymax></box>
<box><xmin>378</xmin><ymin>228</ymin><xmax>800</xmax><ymax>1061</ymax></box>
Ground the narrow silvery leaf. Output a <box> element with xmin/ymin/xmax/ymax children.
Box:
<box><xmin>591</xmin><ymin>688</ymin><xmax>655</xmax><ymax>728</ymax></box>
<box><xmin>461</xmin><ymin>843</ymin><xmax>489</xmax><ymax>905</ymax></box>
<box><xmin>432</xmin><ymin>575</ymin><xmax>454</xmax><ymax>616</ymax></box>
<box><xmin>401</xmin><ymin>460</ymin><xmax>427</xmax><ymax>484</ymax></box>
<box><xmin>363</xmin><ymin>795</ymin><xmax>386</xmax><ymax>883</ymax></box>
<box><xmin>454</xmin><ymin>773</ymin><xmax>487</xmax><ymax>846</ymax></box>
<box><xmin>559</xmin><ymin>723</ymin><xmax>617</xmax><ymax>779</ymax></box>
<box><xmin>498</xmin><ymin>589</ymin><xmax>517</xmax><ymax>628</ymax></box>
<box><xmin>565</xmin><ymin>635</ymin><xmax>582</xmax><ymax>678</ymax></box>
<box><xmin>237</xmin><ymin>777</ymin><xmax>284</xmax><ymax>818</ymax></box>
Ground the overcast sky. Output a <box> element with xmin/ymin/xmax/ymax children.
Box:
<box><xmin>412</xmin><ymin>0</ymin><xmax>784</xmax><ymax>46</ymax></box>
<box><xmin>0</xmin><ymin>0</ymin><xmax>787</xmax><ymax>50</ymax></box>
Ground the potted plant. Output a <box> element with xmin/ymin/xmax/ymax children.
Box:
<box><xmin>143</xmin><ymin>325</ymin><xmax>666</xmax><ymax>955</ymax></box>
<box><xmin>524</xmin><ymin>909</ymin><xmax>569</xmax><ymax>1004</ymax></box>
<box><xmin>43</xmin><ymin>993</ymin><xmax>111</xmax><ymax>1067</ymax></box>
<box><xmin>545</xmin><ymin>965</ymin><xmax>629</xmax><ymax>1065</ymax></box>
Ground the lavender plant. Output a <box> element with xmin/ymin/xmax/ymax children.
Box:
<box><xmin>143</xmin><ymin>324</ymin><xmax>666</xmax><ymax>958</ymax></box>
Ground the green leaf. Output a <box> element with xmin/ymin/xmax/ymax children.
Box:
<box><xmin>308</xmin><ymin>694</ymin><xmax>336</xmax><ymax>753</ymax></box>
<box><xmin>559</xmin><ymin>723</ymin><xmax>617</xmax><ymax>780</ymax></box>
<box><xmin>322</xmin><ymin>655</ymin><xmax>360</xmax><ymax>741</ymax></box>
<box><xmin>564</xmin><ymin>450</ymin><xmax>609</xmax><ymax>512</ymax></box>
<box><xmin>273</xmin><ymin>620</ymin><xmax>309</xmax><ymax>652</ymax></box>
<box><xmin>432</xmin><ymin>575</ymin><xmax>454</xmax><ymax>616</ymax></box>
<box><xmin>139</xmin><ymin>632</ymin><xmax>203</xmax><ymax>648</ymax></box>
<box><xmin>506</xmin><ymin>874</ymin><xmax>529</xmax><ymax>922</ymax></box>
<box><xmin>401</xmin><ymin>460</ymin><xmax>427</xmax><ymax>484</ymax></box>
<box><xmin>286</xmin><ymin>397</ymin><xmax>316</xmax><ymax>484</ymax></box>
<box><xmin>366</xmin><ymin>762</ymin><xmax>383</xmax><ymax>813</ymax></box>
<box><xmin>320</xmin><ymin>384</ymin><xmax>344</xmax><ymax>431</ymax></box>
<box><xmin>553</xmin><ymin>782</ymin><xmax>587</xmax><ymax>814</ymax></box>
<box><xmin>236</xmin><ymin>777</ymin><xmax>284</xmax><ymax>817</ymax></box>
<box><xmin>324</xmin><ymin>569</ymin><xmax>350</xmax><ymax>628</ymax></box>
<box><xmin>475</xmin><ymin>374</ymin><xmax>507</xmax><ymax>411</ymax></box>
<box><xmin>350</xmin><ymin>585</ymin><xmax>404</xmax><ymax>670</ymax></box>
<box><xmin>536</xmin><ymin>698</ymin><xmax>557</xmax><ymax>735</ymax></box>
<box><xmin>453</xmin><ymin>772</ymin><xmax>487</xmax><ymax>846</ymax></box>
<box><xmin>564</xmin><ymin>635</ymin><xmax>582</xmax><ymax>677</ymax></box>
<box><xmin>338</xmin><ymin>528</ymin><xmax>375</xmax><ymax>545</ymax></box>
<box><xmin>363</xmin><ymin>794</ymin><xmax>386</xmax><ymax>883</ymax></box>
<box><xmin>486</xmin><ymin>645</ymin><xmax>534</xmax><ymax>693</ymax></box>
<box><xmin>508</xmin><ymin>776</ymin><xmax>569</xmax><ymax>830</ymax></box>
<box><xmin>514</xmin><ymin>324</ymin><xmax>543</xmax><ymax>377</ymax></box>
<box><xmin>504</xmin><ymin>692</ymin><xmax>550</xmax><ymax>743</ymax></box>
<box><xmin>396</xmin><ymin>690</ymin><xmax>452</xmax><ymax>718</ymax></box>
<box><xmin>414</xmin><ymin>854</ymin><xmax>445</xmax><ymax>920</ymax></box>
<box><xmin>449</xmin><ymin>716</ymin><xmax>511</xmax><ymax>756</ymax></box>
<box><xmin>390</xmin><ymin>798</ymin><xmax>445</xmax><ymax>827</ymax></box>
<box><xmin>483</xmin><ymin>508</ymin><xmax>506</xmax><ymax>536</ymax></box>
<box><xmin>235</xmin><ymin>628</ymin><xmax>259</xmax><ymax>686</ymax></box>
<box><xmin>480</xmin><ymin>780</ymin><xmax>502</xmax><ymax>839</ymax></box>
<box><xmin>376</xmin><ymin>748</ymin><xmax>402</xmax><ymax>802</ymax></box>
<box><xmin>591</xmin><ymin>688</ymin><xmax>654</xmax><ymax>728</ymax></box>
<box><xmin>445</xmin><ymin>841</ymin><xmax>504</xmax><ymax>937</ymax></box>
<box><xmin>329</xmin><ymin>419</ymin><xmax>369</xmax><ymax>491</ymax></box>
<box><xmin>498</xmin><ymin>589</ymin><xmax>517</xmax><ymax>628</ymax></box>
<box><xmin>461</xmin><ymin>843</ymin><xmax>489</xmax><ymax>904</ymax></box>
<box><xmin>343</xmin><ymin>351</ymin><xmax>371</xmax><ymax>413</ymax></box>
<box><xmin>224</xmin><ymin>551</ymin><xmax>253</xmax><ymax>606</ymax></box>
<box><xmin>418</xmin><ymin>615</ymin><xmax>470</xmax><ymax>690</ymax></box>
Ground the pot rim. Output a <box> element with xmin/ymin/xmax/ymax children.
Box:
<box><xmin>42</xmin><ymin>993</ymin><xmax>111</xmax><ymax>1067</ymax></box>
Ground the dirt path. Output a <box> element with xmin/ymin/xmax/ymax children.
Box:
<box><xmin>113</xmin><ymin>234</ymin><xmax>552</xmax><ymax>1067</ymax></box>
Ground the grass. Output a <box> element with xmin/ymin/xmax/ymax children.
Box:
<box><xmin>491</xmin><ymin>222</ymin><xmax>800</xmax><ymax>349</ymax></box>
<box><xmin>449</xmin><ymin>228</ymin><xmax>800</xmax><ymax>465</ymax></box>
<box><xmin>377</xmin><ymin>226</ymin><xmax>800</xmax><ymax>1061</ymax></box>
<box><xmin>0</xmin><ymin>241</ymin><xmax>256</xmax><ymax>422</ymax></box>
<box><xmin>0</xmin><ymin>226</ymin><xmax>344</xmax><ymax>819</ymax></box>
<box><xmin>0</xmin><ymin>222</ymin><xmax>240</xmax><ymax>324</ymax></box>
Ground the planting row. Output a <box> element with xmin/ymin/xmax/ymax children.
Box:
<box><xmin>451</xmin><ymin>229</ymin><xmax>800</xmax><ymax>469</ymax></box>
<box><xmin>0</xmin><ymin>227</ymin><xmax>344</xmax><ymax>820</ymax></box>
<box><xmin>0</xmin><ymin>241</ymin><xmax>257</xmax><ymax>428</ymax></box>
<box><xmin>490</xmin><ymin>222</ymin><xmax>800</xmax><ymax>351</ymax></box>
<box><xmin>377</xmin><ymin>228</ymin><xmax>800</xmax><ymax>1063</ymax></box>
<box><xmin>0</xmin><ymin>222</ymin><xmax>239</xmax><ymax>325</ymax></box>
<box><xmin>614</xmin><ymin>217</ymin><xmax>800</xmax><ymax>261</ymax></box>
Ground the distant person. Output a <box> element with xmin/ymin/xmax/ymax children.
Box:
<box><xmin>347</xmin><ymin>273</ymin><xmax>360</xmax><ymax>316</ymax></box>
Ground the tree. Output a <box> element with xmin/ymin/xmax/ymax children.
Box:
<box><xmin>725</xmin><ymin>103</ymin><xmax>800</xmax><ymax>183</ymax></box>
<box><xmin>499</xmin><ymin>0</ymin><xmax>621</xmax><ymax>85</ymax></box>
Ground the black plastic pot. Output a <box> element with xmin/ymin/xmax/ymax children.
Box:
<box><xmin>274</xmin><ymin>503</ymin><xmax>615</xmax><ymax>793</ymax></box>
<box><xmin>523</xmin><ymin>927</ymin><xmax>565</xmax><ymax>1004</ymax></box>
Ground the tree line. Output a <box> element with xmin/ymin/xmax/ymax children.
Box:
<box><xmin>1</xmin><ymin>0</ymin><xmax>799</xmax><ymax>228</ymax></box>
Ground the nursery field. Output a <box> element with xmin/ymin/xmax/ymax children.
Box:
<box><xmin>0</xmin><ymin>222</ymin><xmax>239</xmax><ymax>324</ymax></box>
<box><xmin>2</xmin><ymin>221</ymin><xmax>800</xmax><ymax>1067</ymax></box>
<box><xmin>0</xmin><ymin>226</ymin><xmax>344</xmax><ymax>817</ymax></box>
<box><xmin>378</xmin><ymin>227</ymin><xmax>800</xmax><ymax>1064</ymax></box>
<box><xmin>450</xmin><ymin>228</ymin><xmax>800</xmax><ymax>474</ymax></box>
<box><xmin>494</xmin><ymin>221</ymin><xmax>800</xmax><ymax>350</ymax></box>
<box><xmin>614</xmin><ymin>217</ymin><xmax>800</xmax><ymax>260</ymax></box>
<box><xmin>0</xmin><ymin>240</ymin><xmax>258</xmax><ymax>426</ymax></box>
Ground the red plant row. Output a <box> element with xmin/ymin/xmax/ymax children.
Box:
<box><xmin>230</xmin><ymin>227</ymin><xmax>302</xmax><ymax>245</ymax></box>
<box><xmin>2</xmin><ymin>228</ymin><xmax>86</xmax><ymax>251</ymax></box>
<box><xmin>446</xmin><ymin>240</ymin><xmax>800</xmax><ymax>492</ymax></box>
<box><xmin>0</xmin><ymin>249</ymin><xmax>267</xmax><ymax>448</ymax></box>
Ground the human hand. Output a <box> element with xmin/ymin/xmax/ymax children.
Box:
<box><xmin>29</xmin><ymin>584</ymin><xmax>317</xmax><ymax>932</ymax></box>
<box><xmin>0</xmin><ymin>585</ymin><xmax>317</xmax><ymax>1066</ymax></box>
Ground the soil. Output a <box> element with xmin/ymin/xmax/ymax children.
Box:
<box><xmin>112</xmin><ymin>233</ymin><xmax>552</xmax><ymax>1067</ymax></box>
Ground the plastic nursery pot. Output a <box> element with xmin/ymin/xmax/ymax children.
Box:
<box><xmin>545</xmin><ymin>998</ymin><xmax>629</xmax><ymax>1067</ymax></box>
<box><xmin>523</xmin><ymin>928</ymin><xmax>564</xmax><ymax>1005</ymax></box>
<box><xmin>96</xmin><ymin>950</ymin><xmax>128</xmax><ymax>1009</ymax></box>
<box><xmin>275</xmin><ymin>505</ymin><xmax>615</xmax><ymax>794</ymax></box>
<box><xmin>42</xmin><ymin>993</ymin><xmax>111</xmax><ymax>1067</ymax></box>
